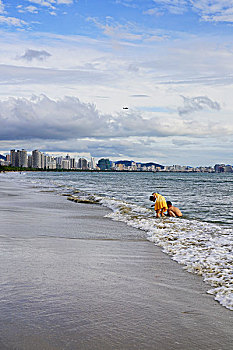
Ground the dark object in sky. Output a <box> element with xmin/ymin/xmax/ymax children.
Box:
<box><xmin>123</xmin><ymin>107</ymin><xmax>128</xmax><ymax>109</ymax></box>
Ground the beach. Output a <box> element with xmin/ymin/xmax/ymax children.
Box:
<box><xmin>0</xmin><ymin>176</ymin><xmax>232</xmax><ymax>350</ymax></box>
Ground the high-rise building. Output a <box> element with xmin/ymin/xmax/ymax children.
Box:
<box><xmin>90</xmin><ymin>157</ymin><xmax>96</xmax><ymax>170</ymax></box>
<box><xmin>78</xmin><ymin>158</ymin><xmax>88</xmax><ymax>170</ymax></box>
<box><xmin>44</xmin><ymin>155</ymin><xmax>50</xmax><ymax>169</ymax></box>
<box><xmin>41</xmin><ymin>153</ymin><xmax>45</xmax><ymax>169</ymax></box>
<box><xmin>56</xmin><ymin>156</ymin><xmax>63</xmax><ymax>168</ymax></box>
<box><xmin>28</xmin><ymin>155</ymin><xmax>32</xmax><ymax>168</ymax></box>
<box><xmin>70</xmin><ymin>158</ymin><xmax>75</xmax><ymax>169</ymax></box>
<box><xmin>10</xmin><ymin>149</ymin><xmax>16</xmax><ymax>166</ymax></box>
<box><xmin>19</xmin><ymin>149</ymin><xmax>28</xmax><ymax>168</ymax></box>
<box><xmin>32</xmin><ymin>150</ymin><xmax>42</xmax><ymax>168</ymax></box>
<box><xmin>15</xmin><ymin>150</ymin><xmax>20</xmax><ymax>167</ymax></box>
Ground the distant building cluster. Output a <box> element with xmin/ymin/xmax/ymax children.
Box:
<box><xmin>0</xmin><ymin>149</ymin><xmax>232</xmax><ymax>173</ymax></box>
<box><xmin>161</xmin><ymin>164</ymin><xmax>233</xmax><ymax>173</ymax></box>
<box><xmin>110</xmin><ymin>163</ymin><xmax>233</xmax><ymax>173</ymax></box>
<box><xmin>2</xmin><ymin>149</ymin><xmax>96</xmax><ymax>170</ymax></box>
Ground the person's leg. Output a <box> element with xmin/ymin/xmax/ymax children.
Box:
<box><xmin>156</xmin><ymin>209</ymin><xmax>160</xmax><ymax>218</ymax></box>
<box><xmin>161</xmin><ymin>208</ymin><xmax>166</xmax><ymax>217</ymax></box>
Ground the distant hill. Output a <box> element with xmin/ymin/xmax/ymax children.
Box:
<box><xmin>115</xmin><ymin>160</ymin><xmax>164</xmax><ymax>169</ymax></box>
<box><xmin>0</xmin><ymin>154</ymin><xmax>6</xmax><ymax>161</ymax></box>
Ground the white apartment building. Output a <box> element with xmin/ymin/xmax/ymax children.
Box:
<box><xmin>32</xmin><ymin>150</ymin><xmax>42</xmax><ymax>168</ymax></box>
<box><xmin>61</xmin><ymin>159</ymin><xmax>71</xmax><ymax>169</ymax></box>
<box><xmin>47</xmin><ymin>160</ymin><xmax>57</xmax><ymax>169</ymax></box>
<box><xmin>90</xmin><ymin>157</ymin><xmax>96</xmax><ymax>170</ymax></box>
<box><xmin>10</xmin><ymin>149</ymin><xmax>28</xmax><ymax>167</ymax></box>
<box><xmin>19</xmin><ymin>149</ymin><xmax>28</xmax><ymax>168</ymax></box>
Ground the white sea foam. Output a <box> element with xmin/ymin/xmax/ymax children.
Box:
<box><xmin>93</xmin><ymin>195</ymin><xmax>233</xmax><ymax>311</ymax></box>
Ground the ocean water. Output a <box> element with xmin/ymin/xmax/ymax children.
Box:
<box><xmin>6</xmin><ymin>171</ymin><xmax>233</xmax><ymax>311</ymax></box>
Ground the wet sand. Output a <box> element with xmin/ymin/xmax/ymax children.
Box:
<box><xmin>0</xmin><ymin>176</ymin><xmax>232</xmax><ymax>350</ymax></box>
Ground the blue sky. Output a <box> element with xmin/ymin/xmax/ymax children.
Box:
<box><xmin>0</xmin><ymin>0</ymin><xmax>233</xmax><ymax>166</ymax></box>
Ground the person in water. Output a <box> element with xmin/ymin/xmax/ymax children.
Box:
<box><xmin>166</xmin><ymin>201</ymin><xmax>182</xmax><ymax>217</ymax></box>
<box><xmin>150</xmin><ymin>192</ymin><xmax>168</xmax><ymax>218</ymax></box>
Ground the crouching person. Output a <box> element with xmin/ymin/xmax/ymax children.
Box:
<box><xmin>167</xmin><ymin>201</ymin><xmax>182</xmax><ymax>217</ymax></box>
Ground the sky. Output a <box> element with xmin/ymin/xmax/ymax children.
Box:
<box><xmin>0</xmin><ymin>0</ymin><xmax>233</xmax><ymax>166</ymax></box>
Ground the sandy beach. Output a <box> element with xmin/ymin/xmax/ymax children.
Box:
<box><xmin>0</xmin><ymin>176</ymin><xmax>232</xmax><ymax>350</ymax></box>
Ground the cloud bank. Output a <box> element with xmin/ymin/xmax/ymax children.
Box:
<box><xmin>0</xmin><ymin>95</ymin><xmax>231</xmax><ymax>142</ymax></box>
<box><xmin>0</xmin><ymin>94</ymin><xmax>232</xmax><ymax>165</ymax></box>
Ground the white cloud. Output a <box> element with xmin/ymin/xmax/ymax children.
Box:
<box><xmin>190</xmin><ymin>0</ymin><xmax>233</xmax><ymax>22</ymax></box>
<box><xmin>87</xmin><ymin>17</ymin><xmax>168</xmax><ymax>43</ymax></box>
<box><xmin>19</xmin><ymin>5</ymin><xmax>39</xmax><ymax>14</ymax></box>
<box><xmin>16</xmin><ymin>0</ymin><xmax>73</xmax><ymax>15</ymax></box>
<box><xmin>0</xmin><ymin>64</ymin><xmax>111</xmax><ymax>88</ymax></box>
<box><xmin>57</xmin><ymin>0</ymin><xmax>73</xmax><ymax>4</ymax></box>
<box><xmin>0</xmin><ymin>15</ymin><xmax>27</xmax><ymax>27</ymax></box>
<box><xmin>152</xmin><ymin>0</ymin><xmax>187</xmax><ymax>14</ymax></box>
<box><xmin>87</xmin><ymin>17</ymin><xmax>144</xmax><ymax>42</ymax></box>
<box><xmin>147</xmin><ymin>1</ymin><xmax>233</xmax><ymax>23</ymax></box>
<box><xmin>115</xmin><ymin>0</ymin><xmax>138</xmax><ymax>8</ymax></box>
<box><xmin>143</xmin><ymin>8</ymin><xmax>163</xmax><ymax>16</ymax></box>
<box><xmin>0</xmin><ymin>0</ymin><xmax>5</xmax><ymax>14</ymax></box>
<box><xmin>27</xmin><ymin>0</ymin><xmax>74</xmax><ymax>8</ymax></box>
<box><xmin>172</xmin><ymin>138</ymin><xmax>197</xmax><ymax>146</ymax></box>
<box><xmin>27</xmin><ymin>0</ymin><xmax>56</xmax><ymax>9</ymax></box>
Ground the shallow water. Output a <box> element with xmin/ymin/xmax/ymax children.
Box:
<box><xmin>12</xmin><ymin>171</ymin><xmax>233</xmax><ymax>226</ymax></box>
<box><xmin>4</xmin><ymin>171</ymin><xmax>233</xmax><ymax>310</ymax></box>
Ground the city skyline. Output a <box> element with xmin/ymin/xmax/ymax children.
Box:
<box><xmin>1</xmin><ymin>148</ymin><xmax>232</xmax><ymax>172</ymax></box>
<box><xmin>0</xmin><ymin>1</ymin><xmax>233</xmax><ymax>166</ymax></box>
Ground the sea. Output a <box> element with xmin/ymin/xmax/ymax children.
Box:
<box><xmin>6</xmin><ymin>171</ymin><xmax>233</xmax><ymax>311</ymax></box>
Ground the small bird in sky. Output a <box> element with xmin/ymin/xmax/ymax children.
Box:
<box><xmin>123</xmin><ymin>107</ymin><xmax>128</xmax><ymax>109</ymax></box>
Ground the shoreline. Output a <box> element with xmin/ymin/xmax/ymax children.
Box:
<box><xmin>1</xmin><ymin>165</ymin><xmax>230</xmax><ymax>174</ymax></box>
<box><xmin>0</xmin><ymin>175</ymin><xmax>232</xmax><ymax>350</ymax></box>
